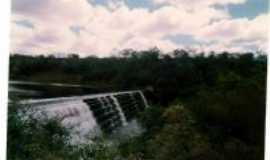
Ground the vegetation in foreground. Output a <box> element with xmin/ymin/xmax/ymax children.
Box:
<box><xmin>8</xmin><ymin>49</ymin><xmax>267</xmax><ymax>159</ymax></box>
<box><xmin>8</xmin><ymin>102</ymin><xmax>265</xmax><ymax>160</ymax></box>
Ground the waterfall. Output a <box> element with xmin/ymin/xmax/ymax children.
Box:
<box><xmin>111</xmin><ymin>95</ymin><xmax>128</xmax><ymax>126</ymax></box>
<box><xmin>139</xmin><ymin>91</ymin><xmax>149</xmax><ymax>108</ymax></box>
<box><xmin>30</xmin><ymin>99</ymin><xmax>101</xmax><ymax>144</ymax></box>
<box><xmin>22</xmin><ymin>90</ymin><xmax>149</xmax><ymax>143</ymax></box>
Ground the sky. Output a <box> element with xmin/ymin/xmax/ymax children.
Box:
<box><xmin>10</xmin><ymin>0</ymin><xmax>269</xmax><ymax>57</ymax></box>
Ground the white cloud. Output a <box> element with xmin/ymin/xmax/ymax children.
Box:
<box><xmin>196</xmin><ymin>13</ymin><xmax>269</xmax><ymax>52</ymax></box>
<box><xmin>10</xmin><ymin>0</ymin><xmax>268</xmax><ymax>56</ymax></box>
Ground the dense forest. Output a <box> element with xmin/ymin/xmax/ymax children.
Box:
<box><xmin>8</xmin><ymin>48</ymin><xmax>267</xmax><ymax>160</ymax></box>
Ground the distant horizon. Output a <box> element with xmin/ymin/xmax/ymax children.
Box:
<box><xmin>9</xmin><ymin>47</ymin><xmax>267</xmax><ymax>58</ymax></box>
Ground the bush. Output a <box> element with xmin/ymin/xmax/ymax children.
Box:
<box><xmin>7</xmin><ymin>102</ymin><xmax>74</xmax><ymax>160</ymax></box>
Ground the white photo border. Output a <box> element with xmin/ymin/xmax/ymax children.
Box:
<box><xmin>0</xmin><ymin>0</ymin><xmax>10</xmax><ymax>160</ymax></box>
<box><xmin>0</xmin><ymin>1</ymin><xmax>269</xmax><ymax>160</ymax></box>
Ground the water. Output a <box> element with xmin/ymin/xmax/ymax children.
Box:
<box><xmin>32</xmin><ymin>99</ymin><xmax>102</xmax><ymax>144</ymax></box>
<box><xmin>9</xmin><ymin>81</ymin><xmax>148</xmax><ymax>144</ymax></box>
<box><xmin>9</xmin><ymin>80</ymin><xmax>101</xmax><ymax>100</ymax></box>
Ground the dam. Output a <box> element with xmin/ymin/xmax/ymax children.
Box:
<box><xmin>21</xmin><ymin>90</ymin><xmax>149</xmax><ymax>143</ymax></box>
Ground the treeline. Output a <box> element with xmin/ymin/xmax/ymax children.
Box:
<box><xmin>10</xmin><ymin>48</ymin><xmax>267</xmax><ymax>104</ymax></box>
<box><xmin>9</xmin><ymin>48</ymin><xmax>267</xmax><ymax>159</ymax></box>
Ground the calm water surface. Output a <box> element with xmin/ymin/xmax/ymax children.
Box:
<box><xmin>9</xmin><ymin>81</ymin><xmax>101</xmax><ymax>100</ymax></box>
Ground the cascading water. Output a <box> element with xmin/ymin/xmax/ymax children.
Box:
<box><xmin>22</xmin><ymin>90</ymin><xmax>149</xmax><ymax>144</ymax></box>
<box><xmin>27</xmin><ymin>99</ymin><xmax>101</xmax><ymax>144</ymax></box>
<box><xmin>111</xmin><ymin>95</ymin><xmax>128</xmax><ymax>126</ymax></box>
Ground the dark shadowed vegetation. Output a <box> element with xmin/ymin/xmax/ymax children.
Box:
<box><xmin>8</xmin><ymin>48</ymin><xmax>267</xmax><ymax>160</ymax></box>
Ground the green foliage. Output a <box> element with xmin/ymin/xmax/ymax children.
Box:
<box><xmin>191</xmin><ymin>70</ymin><xmax>266</xmax><ymax>145</ymax></box>
<box><xmin>7</xmin><ymin>102</ymin><xmax>74</xmax><ymax>160</ymax></box>
<box><xmin>10</xmin><ymin>50</ymin><xmax>267</xmax><ymax>105</ymax></box>
<box><xmin>74</xmin><ymin>139</ymin><xmax>120</xmax><ymax>160</ymax></box>
<box><xmin>138</xmin><ymin>105</ymin><xmax>165</xmax><ymax>136</ymax></box>
<box><xmin>7</xmin><ymin>102</ymin><xmax>124</xmax><ymax>160</ymax></box>
<box><xmin>117</xmin><ymin>101</ymin><xmax>265</xmax><ymax>160</ymax></box>
<box><xmin>8</xmin><ymin>49</ymin><xmax>267</xmax><ymax>160</ymax></box>
<box><xmin>141</xmin><ymin>105</ymin><xmax>219</xmax><ymax>160</ymax></box>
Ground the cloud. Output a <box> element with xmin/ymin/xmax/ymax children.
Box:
<box><xmin>12</xmin><ymin>0</ymin><xmax>93</xmax><ymax>25</ymax></box>
<box><xmin>10</xmin><ymin>0</ymin><xmax>268</xmax><ymax>57</ymax></box>
<box><xmin>196</xmin><ymin>13</ymin><xmax>268</xmax><ymax>51</ymax></box>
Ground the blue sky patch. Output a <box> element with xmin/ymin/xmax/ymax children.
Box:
<box><xmin>14</xmin><ymin>19</ymin><xmax>34</xmax><ymax>29</ymax></box>
<box><xmin>165</xmin><ymin>34</ymin><xmax>201</xmax><ymax>46</ymax></box>
<box><xmin>91</xmin><ymin>0</ymin><xmax>268</xmax><ymax>19</ymax></box>
<box><xmin>228</xmin><ymin>0</ymin><xmax>268</xmax><ymax>19</ymax></box>
<box><xmin>90</xmin><ymin>0</ymin><xmax>156</xmax><ymax>10</ymax></box>
<box><xmin>70</xmin><ymin>26</ymin><xmax>84</xmax><ymax>36</ymax></box>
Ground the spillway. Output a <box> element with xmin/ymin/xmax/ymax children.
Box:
<box><xmin>22</xmin><ymin>90</ymin><xmax>149</xmax><ymax>143</ymax></box>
